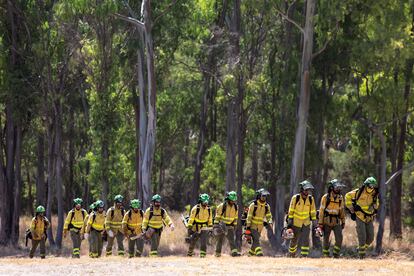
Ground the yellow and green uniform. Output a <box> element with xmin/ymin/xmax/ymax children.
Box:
<box><xmin>81</xmin><ymin>212</ymin><xmax>92</xmax><ymax>257</ymax></box>
<box><xmin>64</xmin><ymin>208</ymin><xmax>87</xmax><ymax>258</ymax></box>
<box><xmin>29</xmin><ymin>215</ymin><xmax>49</xmax><ymax>258</ymax></box>
<box><xmin>345</xmin><ymin>187</ymin><xmax>379</xmax><ymax>258</ymax></box>
<box><xmin>105</xmin><ymin>206</ymin><xmax>125</xmax><ymax>256</ymax></box>
<box><xmin>122</xmin><ymin>209</ymin><xmax>144</xmax><ymax>257</ymax></box>
<box><xmin>287</xmin><ymin>194</ymin><xmax>316</xmax><ymax>257</ymax></box>
<box><xmin>246</xmin><ymin>200</ymin><xmax>272</xmax><ymax>256</ymax></box>
<box><xmin>86</xmin><ymin>211</ymin><xmax>106</xmax><ymax>258</ymax></box>
<box><xmin>318</xmin><ymin>192</ymin><xmax>345</xmax><ymax>257</ymax></box>
<box><xmin>187</xmin><ymin>204</ymin><xmax>213</xmax><ymax>257</ymax></box>
<box><xmin>214</xmin><ymin>202</ymin><xmax>238</xmax><ymax>256</ymax></box>
<box><xmin>142</xmin><ymin>206</ymin><xmax>172</xmax><ymax>256</ymax></box>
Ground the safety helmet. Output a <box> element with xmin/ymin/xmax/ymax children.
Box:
<box><xmin>130</xmin><ymin>199</ymin><xmax>141</xmax><ymax>209</ymax></box>
<box><xmin>36</xmin><ymin>205</ymin><xmax>45</xmax><ymax>213</ymax></box>
<box><xmin>114</xmin><ymin>194</ymin><xmax>124</xmax><ymax>203</ymax></box>
<box><xmin>363</xmin><ymin>177</ymin><xmax>377</xmax><ymax>188</ymax></box>
<box><xmin>73</xmin><ymin>198</ymin><xmax>83</xmax><ymax>206</ymax></box>
<box><xmin>198</xmin><ymin>193</ymin><xmax>210</xmax><ymax>204</ymax></box>
<box><xmin>152</xmin><ymin>194</ymin><xmax>162</xmax><ymax>202</ymax></box>
<box><xmin>328</xmin><ymin>179</ymin><xmax>345</xmax><ymax>190</ymax></box>
<box><xmin>226</xmin><ymin>191</ymin><xmax>237</xmax><ymax>202</ymax></box>
<box><xmin>299</xmin><ymin>180</ymin><xmax>314</xmax><ymax>191</ymax></box>
<box><xmin>89</xmin><ymin>202</ymin><xmax>96</xmax><ymax>210</ymax></box>
<box><xmin>95</xmin><ymin>200</ymin><xmax>105</xmax><ymax>208</ymax></box>
<box><xmin>255</xmin><ymin>188</ymin><xmax>270</xmax><ymax>199</ymax></box>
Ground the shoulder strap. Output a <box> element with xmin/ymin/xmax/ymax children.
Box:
<box><xmin>355</xmin><ymin>186</ymin><xmax>364</xmax><ymax>201</ymax></box>
<box><xmin>265</xmin><ymin>203</ymin><xmax>269</xmax><ymax>214</ymax></box>
<box><xmin>70</xmin><ymin>209</ymin><xmax>75</xmax><ymax>223</ymax></box>
<box><xmin>121</xmin><ymin>208</ymin><xmax>125</xmax><ymax>217</ymax></box>
<box><xmin>128</xmin><ymin>210</ymin><xmax>132</xmax><ymax>219</ymax></box>
<box><xmin>92</xmin><ymin>212</ymin><xmax>97</xmax><ymax>224</ymax></box>
<box><xmin>309</xmin><ymin>195</ymin><xmax>313</xmax><ymax>205</ymax></box>
<box><xmin>253</xmin><ymin>200</ymin><xmax>258</xmax><ymax>217</ymax></box>
<box><xmin>221</xmin><ymin>202</ymin><xmax>227</xmax><ymax>217</ymax></box>
<box><xmin>140</xmin><ymin>209</ymin><xmax>144</xmax><ymax>218</ymax></box>
<box><xmin>110</xmin><ymin>208</ymin><xmax>115</xmax><ymax>219</ymax></box>
<box><xmin>195</xmin><ymin>205</ymin><xmax>201</xmax><ymax>218</ymax></box>
<box><xmin>324</xmin><ymin>193</ymin><xmax>330</xmax><ymax>214</ymax></box>
<box><xmin>295</xmin><ymin>194</ymin><xmax>301</xmax><ymax>207</ymax></box>
<box><xmin>149</xmin><ymin>206</ymin><xmax>154</xmax><ymax>221</ymax></box>
<box><xmin>161</xmin><ymin>208</ymin><xmax>166</xmax><ymax>218</ymax></box>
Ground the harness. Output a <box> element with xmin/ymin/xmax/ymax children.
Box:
<box><xmin>323</xmin><ymin>193</ymin><xmax>342</xmax><ymax>224</ymax></box>
<box><xmin>194</xmin><ymin>204</ymin><xmax>211</xmax><ymax>232</ymax></box>
<box><xmin>352</xmin><ymin>186</ymin><xmax>379</xmax><ymax>219</ymax></box>
<box><xmin>221</xmin><ymin>202</ymin><xmax>238</xmax><ymax>225</ymax></box>
<box><xmin>68</xmin><ymin>209</ymin><xmax>87</xmax><ymax>230</ymax></box>
<box><xmin>252</xmin><ymin>200</ymin><xmax>270</xmax><ymax>217</ymax></box>
<box><xmin>127</xmin><ymin>209</ymin><xmax>144</xmax><ymax>232</ymax></box>
<box><xmin>110</xmin><ymin>207</ymin><xmax>125</xmax><ymax>219</ymax></box>
<box><xmin>91</xmin><ymin>212</ymin><xmax>103</xmax><ymax>232</ymax></box>
<box><xmin>146</xmin><ymin>206</ymin><xmax>166</xmax><ymax>232</ymax></box>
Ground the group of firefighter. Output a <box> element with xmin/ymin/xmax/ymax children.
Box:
<box><xmin>28</xmin><ymin>176</ymin><xmax>379</xmax><ymax>259</ymax></box>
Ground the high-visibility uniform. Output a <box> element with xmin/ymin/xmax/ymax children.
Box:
<box><xmin>29</xmin><ymin>215</ymin><xmax>49</xmax><ymax>258</ymax></box>
<box><xmin>246</xmin><ymin>200</ymin><xmax>272</xmax><ymax>256</ymax></box>
<box><xmin>105</xmin><ymin>206</ymin><xmax>125</xmax><ymax>256</ymax></box>
<box><xmin>81</xmin><ymin>212</ymin><xmax>92</xmax><ymax>257</ymax></box>
<box><xmin>345</xmin><ymin>187</ymin><xmax>379</xmax><ymax>258</ymax></box>
<box><xmin>187</xmin><ymin>204</ymin><xmax>213</xmax><ymax>257</ymax></box>
<box><xmin>287</xmin><ymin>194</ymin><xmax>316</xmax><ymax>257</ymax></box>
<box><xmin>142</xmin><ymin>206</ymin><xmax>172</xmax><ymax>257</ymax></box>
<box><xmin>122</xmin><ymin>209</ymin><xmax>144</xmax><ymax>257</ymax></box>
<box><xmin>214</xmin><ymin>202</ymin><xmax>238</xmax><ymax>256</ymax></box>
<box><xmin>318</xmin><ymin>192</ymin><xmax>345</xmax><ymax>257</ymax></box>
<box><xmin>86</xmin><ymin>211</ymin><xmax>106</xmax><ymax>258</ymax></box>
<box><xmin>64</xmin><ymin>208</ymin><xmax>87</xmax><ymax>258</ymax></box>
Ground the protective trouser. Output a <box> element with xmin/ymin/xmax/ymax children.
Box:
<box><xmin>188</xmin><ymin>230</ymin><xmax>208</xmax><ymax>257</ymax></box>
<box><xmin>70</xmin><ymin>230</ymin><xmax>82</xmax><ymax>258</ymax></box>
<box><xmin>149</xmin><ymin>229</ymin><xmax>162</xmax><ymax>257</ymax></box>
<box><xmin>322</xmin><ymin>225</ymin><xmax>343</xmax><ymax>257</ymax></box>
<box><xmin>128</xmin><ymin>237</ymin><xmax>144</xmax><ymax>257</ymax></box>
<box><xmin>106</xmin><ymin>231</ymin><xmax>125</xmax><ymax>256</ymax></box>
<box><xmin>356</xmin><ymin>217</ymin><xmax>374</xmax><ymax>258</ymax></box>
<box><xmin>288</xmin><ymin>225</ymin><xmax>310</xmax><ymax>257</ymax></box>
<box><xmin>248</xmin><ymin>229</ymin><xmax>263</xmax><ymax>256</ymax></box>
<box><xmin>90</xmin><ymin>229</ymin><xmax>103</xmax><ymax>258</ymax></box>
<box><xmin>215</xmin><ymin>227</ymin><xmax>238</xmax><ymax>256</ymax></box>
<box><xmin>29</xmin><ymin>238</ymin><xmax>46</xmax><ymax>258</ymax></box>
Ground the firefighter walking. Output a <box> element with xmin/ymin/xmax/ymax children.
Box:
<box><xmin>214</xmin><ymin>191</ymin><xmax>240</xmax><ymax>257</ymax></box>
<box><xmin>63</xmin><ymin>198</ymin><xmax>88</xmax><ymax>258</ymax></box>
<box><xmin>82</xmin><ymin>202</ymin><xmax>96</xmax><ymax>257</ymax></box>
<box><xmin>122</xmin><ymin>199</ymin><xmax>144</xmax><ymax>258</ymax></box>
<box><xmin>318</xmin><ymin>179</ymin><xmax>345</xmax><ymax>258</ymax></box>
<box><xmin>142</xmin><ymin>194</ymin><xmax>175</xmax><ymax>257</ymax></box>
<box><xmin>345</xmin><ymin>177</ymin><xmax>379</xmax><ymax>259</ymax></box>
<box><xmin>29</xmin><ymin>205</ymin><xmax>50</xmax><ymax>259</ymax></box>
<box><xmin>245</xmin><ymin>188</ymin><xmax>273</xmax><ymax>256</ymax></box>
<box><xmin>287</xmin><ymin>180</ymin><xmax>317</xmax><ymax>257</ymax></box>
<box><xmin>105</xmin><ymin>194</ymin><xmax>125</xmax><ymax>256</ymax></box>
<box><xmin>86</xmin><ymin>200</ymin><xmax>106</xmax><ymax>258</ymax></box>
<box><xmin>187</xmin><ymin>193</ymin><xmax>213</xmax><ymax>258</ymax></box>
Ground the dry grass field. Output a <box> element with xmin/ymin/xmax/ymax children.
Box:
<box><xmin>0</xmin><ymin>213</ymin><xmax>413</xmax><ymax>275</ymax></box>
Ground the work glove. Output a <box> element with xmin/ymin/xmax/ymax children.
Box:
<box><xmin>63</xmin><ymin>230</ymin><xmax>67</xmax><ymax>239</ymax></box>
<box><xmin>312</xmin><ymin>220</ymin><xmax>318</xmax><ymax>228</ymax></box>
<box><xmin>187</xmin><ymin>228</ymin><xmax>194</xmax><ymax>236</ymax></box>
<box><xmin>170</xmin><ymin>224</ymin><xmax>175</xmax><ymax>231</ymax></box>
<box><xmin>287</xmin><ymin>218</ymin><xmax>293</xmax><ymax>229</ymax></box>
<box><xmin>108</xmin><ymin>229</ymin><xmax>114</xmax><ymax>238</ymax></box>
<box><xmin>350</xmin><ymin>213</ymin><xmax>356</xmax><ymax>221</ymax></box>
<box><xmin>318</xmin><ymin>224</ymin><xmax>324</xmax><ymax>230</ymax></box>
<box><xmin>84</xmin><ymin>233</ymin><xmax>89</xmax><ymax>240</ymax></box>
<box><xmin>341</xmin><ymin>223</ymin><xmax>345</xmax><ymax>230</ymax></box>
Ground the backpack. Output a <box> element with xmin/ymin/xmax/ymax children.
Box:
<box><xmin>221</xmin><ymin>202</ymin><xmax>238</xmax><ymax>217</ymax></box>
<box><xmin>148</xmin><ymin>206</ymin><xmax>166</xmax><ymax>221</ymax></box>
<box><xmin>195</xmin><ymin>204</ymin><xmax>212</xmax><ymax>221</ymax></box>
<box><xmin>68</xmin><ymin>209</ymin><xmax>87</xmax><ymax>229</ymax></box>
<box><xmin>110</xmin><ymin>207</ymin><xmax>125</xmax><ymax>220</ymax></box>
<box><xmin>128</xmin><ymin>209</ymin><xmax>144</xmax><ymax>220</ymax></box>
<box><xmin>252</xmin><ymin>200</ymin><xmax>270</xmax><ymax>217</ymax></box>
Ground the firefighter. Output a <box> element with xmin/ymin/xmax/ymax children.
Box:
<box><xmin>318</xmin><ymin>179</ymin><xmax>346</xmax><ymax>258</ymax></box>
<box><xmin>63</xmin><ymin>198</ymin><xmax>88</xmax><ymax>258</ymax></box>
<box><xmin>122</xmin><ymin>199</ymin><xmax>144</xmax><ymax>258</ymax></box>
<box><xmin>105</xmin><ymin>194</ymin><xmax>125</xmax><ymax>256</ymax></box>
<box><xmin>81</xmin><ymin>202</ymin><xmax>96</xmax><ymax>257</ymax></box>
<box><xmin>287</xmin><ymin>180</ymin><xmax>317</xmax><ymax>257</ymax></box>
<box><xmin>245</xmin><ymin>188</ymin><xmax>273</xmax><ymax>256</ymax></box>
<box><xmin>345</xmin><ymin>177</ymin><xmax>379</xmax><ymax>259</ymax></box>
<box><xmin>85</xmin><ymin>200</ymin><xmax>106</xmax><ymax>258</ymax></box>
<box><xmin>142</xmin><ymin>194</ymin><xmax>175</xmax><ymax>257</ymax></box>
<box><xmin>187</xmin><ymin>193</ymin><xmax>213</xmax><ymax>258</ymax></box>
<box><xmin>214</xmin><ymin>191</ymin><xmax>240</xmax><ymax>257</ymax></box>
<box><xmin>29</xmin><ymin>205</ymin><xmax>50</xmax><ymax>259</ymax></box>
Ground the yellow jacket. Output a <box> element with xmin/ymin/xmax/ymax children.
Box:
<box><xmin>318</xmin><ymin>192</ymin><xmax>345</xmax><ymax>226</ymax></box>
<box><xmin>64</xmin><ymin>208</ymin><xmax>87</xmax><ymax>232</ymax></box>
<box><xmin>288</xmin><ymin>194</ymin><xmax>317</xmax><ymax>227</ymax></box>
<box><xmin>105</xmin><ymin>206</ymin><xmax>124</xmax><ymax>232</ymax></box>
<box><xmin>142</xmin><ymin>206</ymin><xmax>172</xmax><ymax>230</ymax></box>
<box><xmin>345</xmin><ymin>187</ymin><xmax>379</xmax><ymax>222</ymax></box>
<box><xmin>122</xmin><ymin>209</ymin><xmax>144</xmax><ymax>235</ymax></box>
<box><xmin>30</xmin><ymin>216</ymin><xmax>50</xmax><ymax>240</ymax></box>
<box><xmin>86</xmin><ymin>211</ymin><xmax>106</xmax><ymax>233</ymax></box>
<box><xmin>80</xmin><ymin>213</ymin><xmax>90</xmax><ymax>235</ymax></box>
<box><xmin>214</xmin><ymin>202</ymin><xmax>238</xmax><ymax>226</ymax></box>
<box><xmin>246</xmin><ymin>200</ymin><xmax>272</xmax><ymax>231</ymax></box>
<box><xmin>187</xmin><ymin>204</ymin><xmax>213</xmax><ymax>231</ymax></box>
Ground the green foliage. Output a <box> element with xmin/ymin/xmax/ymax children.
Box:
<box><xmin>200</xmin><ymin>144</ymin><xmax>226</xmax><ymax>200</ymax></box>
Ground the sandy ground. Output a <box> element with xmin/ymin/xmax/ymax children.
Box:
<box><xmin>0</xmin><ymin>256</ymin><xmax>413</xmax><ymax>276</ymax></box>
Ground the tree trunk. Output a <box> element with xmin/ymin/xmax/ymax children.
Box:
<box><xmin>101</xmin><ymin>139</ymin><xmax>110</xmax><ymax>206</ymax></box>
<box><xmin>54</xmin><ymin>101</ymin><xmax>64</xmax><ymax>249</ymax></box>
<box><xmin>66</xmin><ymin>108</ymin><xmax>75</xmax><ymax>210</ymax></box>
<box><xmin>251</xmin><ymin>142</ymin><xmax>258</xmax><ymax>190</ymax></box>
<box><xmin>11</xmin><ymin>125</ymin><xmax>22</xmax><ymax>245</ymax></box>
<box><xmin>289</xmin><ymin>0</ymin><xmax>316</xmax><ymax>195</ymax></box>
<box><xmin>36</xmin><ymin>133</ymin><xmax>46</xmax><ymax>206</ymax></box>
<box><xmin>375</xmin><ymin>129</ymin><xmax>387</xmax><ymax>254</ymax></box>
<box><xmin>46</xmin><ymin>119</ymin><xmax>55</xmax><ymax>247</ymax></box>
<box><xmin>390</xmin><ymin>60</ymin><xmax>413</xmax><ymax>239</ymax></box>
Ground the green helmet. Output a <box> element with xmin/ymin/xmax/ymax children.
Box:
<box><xmin>130</xmin><ymin>199</ymin><xmax>141</xmax><ymax>209</ymax></box>
<box><xmin>198</xmin><ymin>193</ymin><xmax>210</xmax><ymax>204</ymax></box>
<box><xmin>364</xmin><ymin>177</ymin><xmax>377</xmax><ymax>187</ymax></box>
<box><xmin>256</xmin><ymin>188</ymin><xmax>270</xmax><ymax>199</ymax></box>
<box><xmin>299</xmin><ymin>180</ymin><xmax>314</xmax><ymax>191</ymax></box>
<box><xmin>89</xmin><ymin>202</ymin><xmax>96</xmax><ymax>210</ymax></box>
<box><xmin>36</xmin><ymin>205</ymin><xmax>45</xmax><ymax>213</ymax></box>
<box><xmin>73</xmin><ymin>198</ymin><xmax>83</xmax><ymax>206</ymax></box>
<box><xmin>114</xmin><ymin>194</ymin><xmax>124</xmax><ymax>203</ymax></box>
<box><xmin>95</xmin><ymin>200</ymin><xmax>104</xmax><ymax>208</ymax></box>
<box><xmin>152</xmin><ymin>194</ymin><xmax>162</xmax><ymax>202</ymax></box>
<box><xmin>226</xmin><ymin>191</ymin><xmax>237</xmax><ymax>202</ymax></box>
<box><xmin>328</xmin><ymin>179</ymin><xmax>344</xmax><ymax>189</ymax></box>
